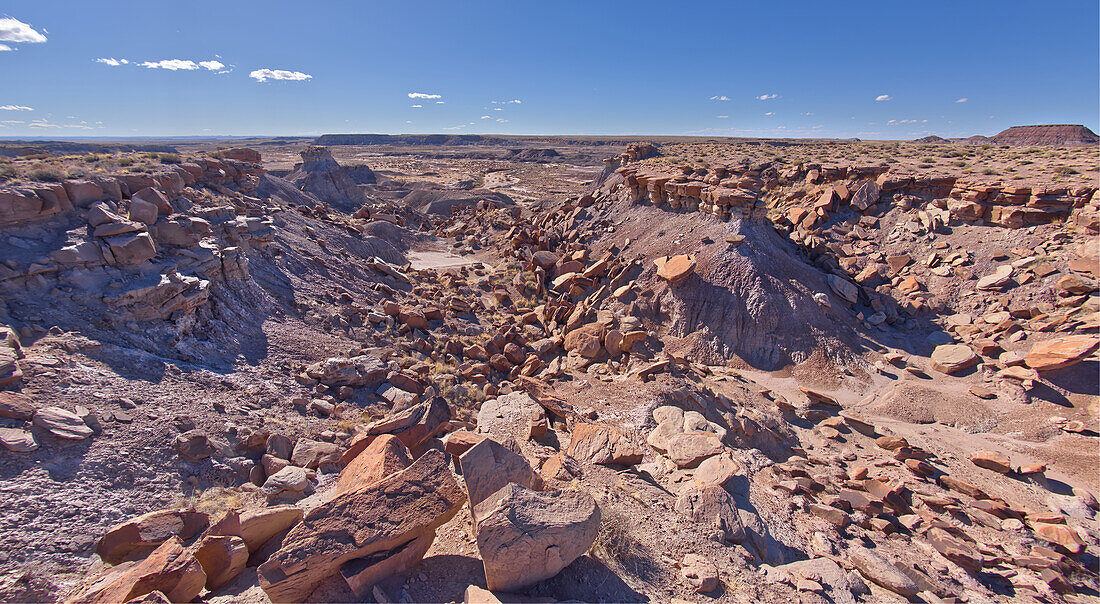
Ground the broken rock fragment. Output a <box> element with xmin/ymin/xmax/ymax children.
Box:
<box><xmin>32</xmin><ymin>406</ymin><xmax>94</xmax><ymax>440</ymax></box>
<box><xmin>69</xmin><ymin>537</ymin><xmax>206</xmax><ymax>604</ymax></box>
<box><xmin>96</xmin><ymin>508</ymin><xmax>209</xmax><ymax>565</ymax></box>
<box><xmin>929</xmin><ymin>344</ymin><xmax>978</xmax><ymax>374</ymax></box>
<box><xmin>474</xmin><ymin>483</ymin><xmax>600</xmax><ymax>593</ymax></box>
<box><xmin>258</xmin><ymin>449</ymin><xmax>465</xmax><ymax>602</ymax></box>
<box><xmin>1025</xmin><ymin>335</ymin><xmax>1098</xmax><ymax>371</ymax></box>
<box><xmin>460</xmin><ymin>437</ymin><xmax>540</xmax><ymax>513</ymax></box>
<box><xmin>566</xmin><ymin>422</ymin><xmax>643</xmax><ymax>466</ymax></box>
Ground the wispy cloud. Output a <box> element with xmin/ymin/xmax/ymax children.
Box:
<box><xmin>250</xmin><ymin>69</ymin><xmax>312</xmax><ymax>82</ymax></box>
<box><xmin>709</xmin><ymin>95</ymin><xmax>730</xmax><ymax>101</ymax></box>
<box><xmin>410</xmin><ymin>104</ymin><xmax>422</xmax><ymax>108</ymax></box>
<box><xmin>955</xmin><ymin>97</ymin><xmax>968</xmax><ymax>103</ymax></box>
<box><xmin>480</xmin><ymin>115</ymin><xmax>491</xmax><ymax>119</ymax></box>
<box><xmin>0</xmin><ymin>17</ymin><xmax>47</xmax><ymax>44</ymax></box>
<box><xmin>887</xmin><ymin>118</ymin><xmax>928</xmax><ymax>125</ymax></box>
<box><xmin>496</xmin><ymin>118</ymin><xmax>509</xmax><ymax>123</ymax></box>
<box><xmin>435</xmin><ymin>100</ymin><xmax>444</xmax><ymax>104</ymax></box>
<box><xmin>441</xmin><ymin>124</ymin><xmax>466</xmax><ymax>130</ymax></box>
<box><xmin>0</xmin><ymin>105</ymin><xmax>34</xmax><ymax>111</ymax></box>
<box><xmin>756</xmin><ymin>93</ymin><xmax>779</xmax><ymax>100</ymax></box>
<box><xmin>28</xmin><ymin>119</ymin><xmax>93</xmax><ymax>130</ymax></box>
<box><xmin>875</xmin><ymin>94</ymin><xmax>892</xmax><ymax>102</ymax></box>
<box><xmin>198</xmin><ymin>60</ymin><xmax>225</xmax><ymax>71</ymax></box>
<box><xmin>0</xmin><ymin>44</ymin><xmax>12</xmax><ymax>52</ymax></box>
<box><xmin>490</xmin><ymin>99</ymin><xmax>521</xmax><ymax>104</ymax></box>
<box><xmin>408</xmin><ymin>92</ymin><xmax>442</xmax><ymax>99</ymax></box>
<box><xmin>716</xmin><ymin>115</ymin><xmax>729</xmax><ymax>119</ymax></box>
<box><xmin>764</xmin><ymin>112</ymin><xmax>775</xmax><ymax>116</ymax></box>
<box><xmin>95</xmin><ymin>57</ymin><xmax>129</xmax><ymax>66</ymax></box>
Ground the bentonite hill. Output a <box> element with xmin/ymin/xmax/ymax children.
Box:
<box><xmin>1</xmin><ymin>2</ymin><xmax>1099</xmax><ymax>603</ymax></box>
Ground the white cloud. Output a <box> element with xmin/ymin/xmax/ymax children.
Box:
<box><xmin>764</xmin><ymin>112</ymin><xmax>775</xmax><ymax>116</ymax></box>
<box><xmin>716</xmin><ymin>115</ymin><xmax>728</xmax><ymax>119</ymax></box>
<box><xmin>408</xmin><ymin>92</ymin><xmax>442</xmax><ymax>99</ymax></box>
<box><xmin>756</xmin><ymin>93</ymin><xmax>779</xmax><ymax>100</ymax></box>
<box><xmin>410</xmin><ymin>104</ymin><xmax>422</xmax><ymax>108</ymax></box>
<box><xmin>0</xmin><ymin>44</ymin><xmax>11</xmax><ymax>51</ymax></box>
<box><xmin>875</xmin><ymin>94</ymin><xmax>892</xmax><ymax>102</ymax></box>
<box><xmin>141</xmin><ymin>59</ymin><xmax>198</xmax><ymax>70</ymax></box>
<box><xmin>887</xmin><ymin>119</ymin><xmax>919</xmax><ymax>125</ymax></box>
<box><xmin>480</xmin><ymin>115</ymin><xmax>491</xmax><ymax>119</ymax></box>
<box><xmin>435</xmin><ymin>101</ymin><xmax>444</xmax><ymax>104</ymax></box>
<box><xmin>496</xmin><ymin>118</ymin><xmax>508</xmax><ymax>123</ymax></box>
<box><xmin>441</xmin><ymin>124</ymin><xmax>466</xmax><ymax>130</ymax></box>
<box><xmin>250</xmin><ymin>69</ymin><xmax>312</xmax><ymax>82</ymax></box>
<box><xmin>493</xmin><ymin>107</ymin><xmax>502</xmax><ymax>111</ymax></box>
<box><xmin>709</xmin><ymin>95</ymin><xmax>730</xmax><ymax>101</ymax></box>
<box><xmin>0</xmin><ymin>105</ymin><xmax>33</xmax><ymax>111</ymax></box>
<box><xmin>955</xmin><ymin>97</ymin><xmax>968</xmax><ymax>103</ymax></box>
<box><xmin>95</xmin><ymin>57</ymin><xmax>129</xmax><ymax>66</ymax></box>
<box><xmin>0</xmin><ymin>18</ymin><xmax>47</xmax><ymax>44</ymax></box>
<box><xmin>28</xmin><ymin>119</ymin><xmax>92</xmax><ymax>129</ymax></box>
<box><xmin>801</xmin><ymin>112</ymin><xmax>815</xmax><ymax>116</ymax></box>
<box><xmin>507</xmin><ymin>99</ymin><xmax>521</xmax><ymax>104</ymax></box>
<box><xmin>490</xmin><ymin>99</ymin><xmax>522</xmax><ymax>104</ymax></box>
<box><xmin>1</xmin><ymin>120</ymin><xmax>25</xmax><ymax>124</ymax></box>
<box><xmin>199</xmin><ymin>60</ymin><xmax>225</xmax><ymax>71</ymax></box>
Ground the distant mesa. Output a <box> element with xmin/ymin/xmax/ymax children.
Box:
<box><xmin>912</xmin><ymin>135</ymin><xmax>948</xmax><ymax>144</ymax></box>
<box><xmin>990</xmin><ymin>124</ymin><xmax>1098</xmax><ymax>146</ymax></box>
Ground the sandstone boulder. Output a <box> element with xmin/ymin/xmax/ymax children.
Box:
<box><xmin>476</xmin><ymin>392</ymin><xmax>546</xmax><ymax>445</ymax></box>
<box><xmin>342</xmin><ymin>397</ymin><xmax>450</xmax><ymax>463</ymax></box>
<box><xmin>848</xmin><ymin>546</ymin><xmax>918</xmax><ymax>597</ymax></box>
<box><xmin>976</xmin><ymin>265</ymin><xmax>1013</xmax><ymax>290</ymax></box>
<box><xmin>0</xmin><ymin>392</ymin><xmax>36</xmax><ymax>420</ymax></box>
<box><xmin>674</xmin><ymin>484</ymin><xmax>745</xmax><ymax>543</ymax></box>
<box><xmin>258</xmin><ymin>449</ymin><xmax>465</xmax><ymax>602</ymax></box>
<box><xmin>929</xmin><ymin>344</ymin><xmax>978</xmax><ymax>374</ymax></box>
<box><xmin>566</xmin><ymin>422</ymin><xmax>643</xmax><ymax>466</ymax></box>
<box><xmin>0</xmin><ymin>428</ymin><xmax>38</xmax><ymax>452</ymax></box>
<box><xmin>474</xmin><ymin>483</ymin><xmax>600</xmax><ymax>593</ymax></box>
<box><xmin>681</xmin><ymin>553</ymin><xmax>719</xmax><ymax>593</ymax></box>
<box><xmin>1025</xmin><ymin>335</ymin><xmax>1099</xmax><ymax>371</ymax></box>
<box><xmin>460</xmin><ymin>438</ymin><xmax>540</xmax><ymax>513</ymax></box>
<box><xmin>238</xmin><ymin>506</ymin><xmax>304</xmax><ymax>553</ymax></box>
<box><xmin>33</xmin><ymin>406</ymin><xmax>94</xmax><ymax>440</ymax></box>
<box><xmin>850</xmin><ymin>180</ymin><xmax>881</xmax><ymax>211</ymax></box>
<box><xmin>290</xmin><ymin>439</ymin><xmax>342</xmax><ymax>469</ymax></box>
<box><xmin>563</xmin><ymin>322</ymin><xmax>606</xmax><ymax>359</ymax></box>
<box><xmin>305</xmin><ymin>355</ymin><xmax>385</xmax><ymax>388</ymax></box>
<box><xmin>69</xmin><ymin>537</ymin><xmax>206</xmax><ymax>604</ymax></box>
<box><xmin>970</xmin><ymin>450</ymin><xmax>1012</xmax><ymax>474</ymax></box>
<box><xmin>655</xmin><ymin>254</ymin><xmax>696</xmax><ymax>283</ymax></box>
<box><xmin>667</xmin><ymin>431</ymin><xmax>724</xmax><ymax>468</ymax></box>
<box><xmin>192</xmin><ymin>534</ymin><xmax>248</xmax><ymax>591</ymax></box>
<box><xmin>103</xmin><ymin>232</ymin><xmax>157</xmax><ymax>265</ymax></box>
<box><xmin>827</xmin><ymin>274</ymin><xmax>859</xmax><ymax>303</ymax></box>
<box><xmin>338</xmin><ymin>434</ymin><xmax>411</xmax><ymax>494</ymax></box>
<box><xmin>96</xmin><ymin>508</ymin><xmax>209</xmax><ymax>565</ymax></box>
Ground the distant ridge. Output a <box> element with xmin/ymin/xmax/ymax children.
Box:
<box><xmin>315</xmin><ymin>134</ymin><xmax>510</xmax><ymax>146</ymax></box>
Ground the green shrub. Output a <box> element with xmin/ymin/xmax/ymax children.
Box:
<box><xmin>28</xmin><ymin>167</ymin><xmax>64</xmax><ymax>182</ymax></box>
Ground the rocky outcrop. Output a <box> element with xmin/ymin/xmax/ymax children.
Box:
<box><xmin>285</xmin><ymin>146</ymin><xmax>365</xmax><ymax>212</ymax></box>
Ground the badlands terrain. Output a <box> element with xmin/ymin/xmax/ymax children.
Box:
<box><xmin>0</xmin><ymin>126</ymin><xmax>1097</xmax><ymax>603</ymax></box>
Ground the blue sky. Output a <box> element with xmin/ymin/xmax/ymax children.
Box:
<box><xmin>1</xmin><ymin>1</ymin><xmax>1097</xmax><ymax>139</ymax></box>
